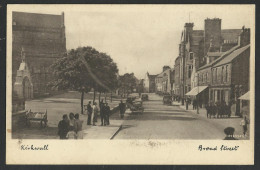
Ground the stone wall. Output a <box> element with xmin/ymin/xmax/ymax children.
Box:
<box><xmin>12</xmin><ymin>12</ymin><xmax>66</xmax><ymax>98</ymax></box>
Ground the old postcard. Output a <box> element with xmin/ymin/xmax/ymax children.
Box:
<box><xmin>6</xmin><ymin>4</ymin><xmax>255</xmax><ymax>164</ymax></box>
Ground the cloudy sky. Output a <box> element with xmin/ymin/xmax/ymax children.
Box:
<box><xmin>10</xmin><ymin>5</ymin><xmax>254</xmax><ymax>79</ymax></box>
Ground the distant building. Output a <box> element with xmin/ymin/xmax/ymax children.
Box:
<box><xmin>12</xmin><ymin>11</ymin><xmax>67</xmax><ymax>99</ymax></box>
<box><xmin>155</xmin><ymin>66</ymin><xmax>172</xmax><ymax>94</ymax></box>
<box><xmin>144</xmin><ymin>72</ymin><xmax>157</xmax><ymax>93</ymax></box>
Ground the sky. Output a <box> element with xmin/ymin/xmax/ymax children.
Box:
<box><xmin>10</xmin><ymin>5</ymin><xmax>254</xmax><ymax>79</ymax></box>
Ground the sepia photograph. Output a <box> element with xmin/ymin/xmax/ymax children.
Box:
<box><xmin>6</xmin><ymin>4</ymin><xmax>255</xmax><ymax>164</ymax></box>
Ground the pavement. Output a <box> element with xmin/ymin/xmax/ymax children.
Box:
<box><xmin>174</xmin><ymin>101</ymin><xmax>249</xmax><ymax>139</ymax></box>
<box><xmin>113</xmin><ymin>93</ymin><xmax>249</xmax><ymax>140</ymax></box>
<box><xmin>12</xmin><ymin>91</ymin><xmax>125</xmax><ymax>139</ymax></box>
<box><xmin>82</xmin><ymin>111</ymin><xmax>130</xmax><ymax>139</ymax></box>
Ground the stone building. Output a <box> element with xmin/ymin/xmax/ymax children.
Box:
<box><xmin>174</xmin><ymin>56</ymin><xmax>181</xmax><ymax>97</ymax></box>
<box><xmin>191</xmin><ymin>28</ymin><xmax>250</xmax><ymax>115</ymax></box>
<box><xmin>144</xmin><ymin>72</ymin><xmax>157</xmax><ymax>93</ymax></box>
<box><xmin>12</xmin><ymin>11</ymin><xmax>66</xmax><ymax>99</ymax></box>
<box><xmin>174</xmin><ymin>18</ymin><xmax>241</xmax><ymax>100</ymax></box>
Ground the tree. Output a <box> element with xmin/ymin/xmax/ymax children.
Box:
<box><xmin>49</xmin><ymin>46</ymin><xmax>118</xmax><ymax>114</ymax></box>
<box><xmin>86</xmin><ymin>52</ymin><xmax>119</xmax><ymax>104</ymax></box>
<box><xmin>118</xmin><ymin>73</ymin><xmax>137</xmax><ymax>97</ymax></box>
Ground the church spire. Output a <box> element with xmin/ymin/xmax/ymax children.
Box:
<box><xmin>21</xmin><ymin>47</ymin><xmax>26</xmax><ymax>63</ymax></box>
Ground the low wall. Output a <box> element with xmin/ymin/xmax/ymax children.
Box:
<box><xmin>12</xmin><ymin>110</ymin><xmax>27</xmax><ymax>132</ymax></box>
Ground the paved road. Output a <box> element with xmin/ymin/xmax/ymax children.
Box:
<box><xmin>114</xmin><ymin>93</ymin><xmax>229</xmax><ymax>139</ymax></box>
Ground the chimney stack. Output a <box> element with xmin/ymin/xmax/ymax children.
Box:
<box><xmin>239</xmin><ymin>27</ymin><xmax>250</xmax><ymax>47</ymax></box>
<box><xmin>163</xmin><ymin>66</ymin><xmax>171</xmax><ymax>72</ymax></box>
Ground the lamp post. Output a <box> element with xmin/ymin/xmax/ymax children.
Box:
<box><xmin>197</xmin><ymin>81</ymin><xmax>199</xmax><ymax>114</ymax></box>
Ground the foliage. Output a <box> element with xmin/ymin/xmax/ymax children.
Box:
<box><xmin>48</xmin><ymin>46</ymin><xmax>119</xmax><ymax>113</ymax></box>
<box><xmin>118</xmin><ymin>73</ymin><xmax>137</xmax><ymax>95</ymax></box>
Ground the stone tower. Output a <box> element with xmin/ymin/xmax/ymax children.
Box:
<box><xmin>204</xmin><ymin>18</ymin><xmax>222</xmax><ymax>55</ymax></box>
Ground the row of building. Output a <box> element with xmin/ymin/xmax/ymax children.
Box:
<box><xmin>141</xmin><ymin>18</ymin><xmax>250</xmax><ymax>116</ymax></box>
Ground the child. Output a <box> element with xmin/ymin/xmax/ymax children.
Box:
<box><xmin>240</xmin><ymin>116</ymin><xmax>249</xmax><ymax>136</ymax></box>
<box><xmin>66</xmin><ymin>126</ymin><xmax>77</xmax><ymax>139</ymax></box>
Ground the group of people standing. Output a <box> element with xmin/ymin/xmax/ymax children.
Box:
<box><xmin>85</xmin><ymin>100</ymin><xmax>111</xmax><ymax>126</ymax></box>
<box><xmin>57</xmin><ymin>100</ymin><xmax>112</xmax><ymax>140</ymax></box>
<box><xmin>58</xmin><ymin>112</ymin><xmax>83</xmax><ymax>139</ymax></box>
<box><xmin>205</xmin><ymin>101</ymin><xmax>232</xmax><ymax>118</ymax></box>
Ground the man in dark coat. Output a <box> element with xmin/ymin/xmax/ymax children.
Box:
<box><xmin>87</xmin><ymin>101</ymin><xmax>92</xmax><ymax>125</ymax></box>
<box><xmin>192</xmin><ymin>99</ymin><xmax>197</xmax><ymax>110</ymax></box>
<box><xmin>119</xmin><ymin>100</ymin><xmax>126</xmax><ymax>119</ymax></box>
<box><xmin>100</xmin><ymin>101</ymin><xmax>105</xmax><ymax>126</ymax></box>
<box><xmin>58</xmin><ymin>114</ymin><xmax>69</xmax><ymax>139</ymax></box>
<box><xmin>104</xmin><ymin>103</ymin><xmax>110</xmax><ymax>126</ymax></box>
<box><xmin>185</xmin><ymin>98</ymin><xmax>189</xmax><ymax>110</ymax></box>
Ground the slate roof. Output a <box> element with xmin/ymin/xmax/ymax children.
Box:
<box><xmin>198</xmin><ymin>44</ymin><xmax>241</xmax><ymax>71</ymax></box>
<box><xmin>13</xmin><ymin>11</ymin><xmax>62</xmax><ymax>28</ymax></box>
<box><xmin>221</xmin><ymin>29</ymin><xmax>241</xmax><ymax>41</ymax></box>
<box><xmin>191</xmin><ymin>30</ymin><xmax>204</xmax><ymax>45</ymax></box>
<box><xmin>207</xmin><ymin>52</ymin><xmax>224</xmax><ymax>57</ymax></box>
<box><xmin>148</xmin><ymin>75</ymin><xmax>157</xmax><ymax>80</ymax></box>
<box><xmin>214</xmin><ymin>44</ymin><xmax>250</xmax><ymax>67</ymax></box>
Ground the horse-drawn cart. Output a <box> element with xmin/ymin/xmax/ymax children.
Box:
<box><xmin>25</xmin><ymin>109</ymin><xmax>48</xmax><ymax>128</ymax></box>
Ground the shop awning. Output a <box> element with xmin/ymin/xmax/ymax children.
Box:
<box><xmin>185</xmin><ymin>86</ymin><xmax>208</xmax><ymax>96</ymax></box>
<box><xmin>239</xmin><ymin>91</ymin><xmax>250</xmax><ymax>100</ymax></box>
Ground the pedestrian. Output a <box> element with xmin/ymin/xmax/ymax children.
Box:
<box><xmin>69</xmin><ymin>112</ymin><xmax>76</xmax><ymax>130</ymax></box>
<box><xmin>99</xmin><ymin>99</ymin><xmax>104</xmax><ymax>109</ymax></box>
<box><xmin>92</xmin><ymin>102</ymin><xmax>98</xmax><ymax>126</ymax></box>
<box><xmin>205</xmin><ymin>103</ymin><xmax>210</xmax><ymax>118</ymax></box>
<box><xmin>185</xmin><ymin>98</ymin><xmax>189</xmax><ymax>110</ymax></box>
<box><xmin>119</xmin><ymin>100</ymin><xmax>126</xmax><ymax>119</ymax></box>
<box><xmin>87</xmin><ymin>101</ymin><xmax>92</xmax><ymax>125</ymax></box>
<box><xmin>104</xmin><ymin>103</ymin><xmax>110</xmax><ymax>126</ymax></box>
<box><xmin>240</xmin><ymin>116</ymin><xmax>249</xmax><ymax>136</ymax></box>
<box><xmin>100</xmin><ymin>101</ymin><xmax>105</xmax><ymax>126</ymax></box>
<box><xmin>192</xmin><ymin>99</ymin><xmax>196</xmax><ymax>110</ymax></box>
<box><xmin>67</xmin><ymin>113</ymin><xmax>76</xmax><ymax>139</ymax></box>
<box><xmin>74</xmin><ymin>113</ymin><xmax>83</xmax><ymax>139</ymax></box>
<box><xmin>58</xmin><ymin>114</ymin><xmax>69</xmax><ymax>139</ymax></box>
<box><xmin>223</xmin><ymin>127</ymin><xmax>237</xmax><ymax>140</ymax></box>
